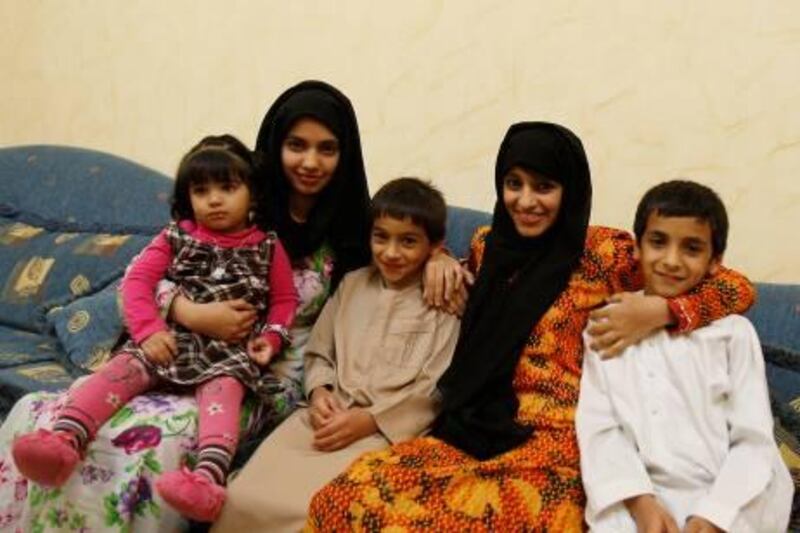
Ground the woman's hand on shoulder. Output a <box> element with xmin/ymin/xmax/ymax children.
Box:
<box><xmin>587</xmin><ymin>292</ymin><xmax>672</xmax><ymax>358</ymax></box>
<box><xmin>172</xmin><ymin>295</ymin><xmax>256</xmax><ymax>342</ymax></box>
<box><xmin>247</xmin><ymin>337</ymin><xmax>275</xmax><ymax>366</ymax></box>
<box><xmin>422</xmin><ymin>251</ymin><xmax>474</xmax><ymax>316</ymax></box>
<box><xmin>312</xmin><ymin>407</ymin><xmax>377</xmax><ymax>451</ymax></box>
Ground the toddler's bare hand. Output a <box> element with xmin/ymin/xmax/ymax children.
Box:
<box><xmin>247</xmin><ymin>337</ymin><xmax>274</xmax><ymax>366</ymax></box>
<box><xmin>141</xmin><ymin>331</ymin><xmax>177</xmax><ymax>367</ymax></box>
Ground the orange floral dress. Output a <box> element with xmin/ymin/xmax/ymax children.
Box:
<box><xmin>306</xmin><ymin>226</ymin><xmax>754</xmax><ymax>532</ymax></box>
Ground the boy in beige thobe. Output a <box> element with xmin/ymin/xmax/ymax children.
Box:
<box><xmin>212</xmin><ymin>178</ymin><xmax>461</xmax><ymax>532</ymax></box>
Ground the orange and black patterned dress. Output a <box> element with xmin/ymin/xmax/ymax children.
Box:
<box><xmin>306</xmin><ymin>226</ymin><xmax>754</xmax><ymax>532</ymax></box>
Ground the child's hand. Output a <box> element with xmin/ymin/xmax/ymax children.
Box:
<box><xmin>141</xmin><ymin>331</ymin><xmax>177</xmax><ymax>367</ymax></box>
<box><xmin>683</xmin><ymin>516</ymin><xmax>722</xmax><ymax>533</ymax></box>
<box><xmin>624</xmin><ymin>494</ymin><xmax>679</xmax><ymax>533</ymax></box>
<box><xmin>587</xmin><ymin>292</ymin><xmax>672</xmax><ymax>359</ymax></box>
<box><xmin>312</xmin><ymin>407</ymin><xmax>377</xmax><ymax>451</ymax></box>
<box><xmin>309</xmin><ymin>386</ymin><xmax>344</xmax><ymax>429</ymax></box>
<box><xmin>247</xmin><ymin>337</ymin><xmax>274</xmax><ymax>366</ymax></box>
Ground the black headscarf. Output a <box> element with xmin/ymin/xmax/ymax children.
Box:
<box><xmin>254</xmin><ymin>80</ymin><xmax>371</xmax><ymax>289</ymax></box>
<box><xmin>432</xmin><ymin>122</ymin><xmax>592</xmax><ymax>460</ymax></box>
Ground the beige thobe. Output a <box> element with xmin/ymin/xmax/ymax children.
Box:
<box><xmin>212</xmin><ymin>266</ymin><xmax>460</xmax><ymax>532</ymax></box>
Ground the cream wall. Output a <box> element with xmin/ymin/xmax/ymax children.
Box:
<box><xmin>1</xmin><ymin>0</ymin><xmax>798</xmax><ymax>282</ymax></box>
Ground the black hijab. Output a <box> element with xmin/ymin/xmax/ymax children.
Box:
<box><xmin>255</xmin><ymin>80</ymin><xmax>371</xmax><ymax>289</ymax></box>
<box><xmin>432</xmin><ymin>122</ymin><xmax>592</xmax><ymax>460</ymax></box>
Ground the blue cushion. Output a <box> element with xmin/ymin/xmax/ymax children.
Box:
<box><xmin>0</xmin><ymin>215</ymin><xmax>152</xmax><ymax>332</ymax></box>
<box><xmin>0</xmin><ymin>361</ymin><xmax>73</xmax><ymax>415</ymax></box>
<box><xmin>46</xmin><ymin>280</ymin><xmax>123</xmax><ymax>374</ymax></box>
<box><xmin>0</xmin><ymin>324</ymin><xmax>62</xmax><ymax>370</ymax></box>
<box><xmin>446</xmin><ymin>206</ymin><xmax>491</xmax><ymax>259</ymax></box>
<box><xmin>763</xmin><ymin>344</ymin><xmax>800</xmax><ymax>530</ymax></box>
<box><xmin>747</xmin><ymin>283</ymin><xmax>800</xmax><ymax>353</ymax></box>
<box><xmin>0</xmin><ymin>145</ymin><xmax>171</xmax><ymax>233</ymax></box>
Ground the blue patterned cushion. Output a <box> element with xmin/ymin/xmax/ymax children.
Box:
<box><xmin>0</xmin><ymin>361</ymin><xmax>73</xmax><ymax>416</ymax></box>
<box><xmin>0</xmin><ymin>145</ymin><xmax>171</xmax><ymax>233</ymax></box>
<box><xmin>763</xmin><ymin>344</ymin><xmax>800</xmax><ymax>529</ymax></box>
<box><xmin>0</xmin><ymin>215</ymin><xmax>152</xmax><ymax>333</ymax></box>
<box><xmin>46</xmin><ymin>279</ymin><xmax>123</xmax><ymax>374</ymax></box>
<box><xmin>0</xmin><ymin>325</ymin><xmax>62</xmax><ymax>370</ymax></box>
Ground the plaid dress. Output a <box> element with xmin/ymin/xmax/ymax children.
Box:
<box><xmin>120</xmin><ymin>223</ymin><xmax>285</xmax><ymax>399</ymax></box>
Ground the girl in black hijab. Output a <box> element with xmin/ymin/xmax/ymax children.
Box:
<box><xmin>434</xmin><ymin>121</ymin><xmax>592</xmax><ymax>459</ymax></box>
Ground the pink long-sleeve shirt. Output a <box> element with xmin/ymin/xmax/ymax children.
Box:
<box><xmin>121</xmin><ymin>220</ymin><xmax>297</xmax><ymax>353</ymax></box>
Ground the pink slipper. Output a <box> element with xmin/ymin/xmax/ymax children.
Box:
<box><xmin>155</xmin><ymin>467</ymin><xmax>226</xmax><ymax>522</ymax></box>
<box><xmin>11</xmin><ymin>429</ymin><xmax>80</xmax><ymax>487</ymax></box>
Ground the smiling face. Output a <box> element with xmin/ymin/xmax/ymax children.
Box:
<box><xmin>370</xmin><ymin>215</ymin><xmax>438</xmax><ymax>289</ymax></box>
<box><xmin>281</xmin><ymin>117</ymin><xmax>340</xmax><ymax>201</ymax></box>
<box><xmin>636</xmin><ymin>212</ymin><xmax>720</xmax><ymax>298</ymax></box>
<box><xmin>189</xmin><ymin>176</ymin><xmax>252</xmax><ymax>234</ymax></box>
<box><xmin>501</xmin><ymin>166</ymin><xmax>563</xmax><ymax>238</ymax></box>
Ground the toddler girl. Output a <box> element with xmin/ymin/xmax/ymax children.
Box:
<box><xmin>12</xmin><ymin>134</ymin><xmax>298</xmax><ymax>522</ymax></box>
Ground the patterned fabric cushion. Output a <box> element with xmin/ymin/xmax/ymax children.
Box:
<box><xmin>0</xmin><ymin>214</ymin><xmax>151</xmax><ymax>333</ymax></box>
<box><xmin>763</xmin><ymin>344</ymin><xmax>800</xmax><ymax>530</ymax></box>
<box><xmin>0</xmin><ymin>361</ymin><xmax>73</xmax><ymax>416</ymax></box>
<box><xmin>0</xmin><ymin>327</ymin><xmax>65</xmax><ymax>415</ymax></box>
<box><xmin>0</xmin><ymin>145</ymin><xmax>171</xmax><ymax>233</ymax></box>
<box><xmin>0</xmin><ymin>325</ymin><xmax>62</xmax><ymax>370</ymax></box>
<box><xmin>0</xmin><ymin>389</ymin><xmax>265</xmax><ymax>532</ymax></box>
<box><xmin>46</xmin><ymin>280</ymin><xmax>123</xmax><ymax>375</ymax></box>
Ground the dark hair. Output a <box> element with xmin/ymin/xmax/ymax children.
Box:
<box><xmin>370</xmin><ymin>177</ymin><xmax>447</xmax><ymax>243</ymax></box>
<box><xmin>633</xmin><ymin>179</ymin><xmax>728</xmax><ymax>257</ymax></box>
<box><xmin>170</xmin><ymin>134</ymin><xmax>255</xmax><ymax>221</ymax></box>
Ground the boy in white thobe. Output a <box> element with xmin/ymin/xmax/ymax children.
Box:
<box><xmin>577</xmin><ymin>180</ymin><xmax>793</xmax><ymax>532</ymax></box>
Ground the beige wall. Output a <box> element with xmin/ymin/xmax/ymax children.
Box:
<box><xmin>2</xmin><ymin>1</ymin><xmax>798</xmax><ymax>282</ymax></box>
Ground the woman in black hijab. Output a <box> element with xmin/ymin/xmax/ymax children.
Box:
<box><xmin>307</xmin><ymin>121</ymin><xmax>754</xmax><ymax>531</ymax></box>
<box><xmin>433</xmin><ymin>121</ymin><xmax>591</xmax><ymax>459</ymax></box>
<box><xmin>254</xmin><ymin>80</ymin><xmax>372</xmax><ymax>291</ymax></box>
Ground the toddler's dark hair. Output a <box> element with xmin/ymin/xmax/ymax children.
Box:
<box><xmin>634</xmin><ymin>179</ymin><xmax>728</xmax><ymax>257</ymax></box>
<box><xmin>170</xmin><ymin>134</ymin><xmax>255</xmax><ymax>221</ymax></box>
<box><xmin>370</xmin><ymin>177</ymin><xmax>447</xmax><ymax>243</ymax></box>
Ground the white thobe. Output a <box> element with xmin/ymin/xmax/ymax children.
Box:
<box><xmin>576</xmin><ymin>315</ymin><xmax>793</xmax><ymax>532</ymax></box>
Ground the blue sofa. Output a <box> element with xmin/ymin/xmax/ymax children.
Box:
<box><xmin>0</xmin><ymin>145</ymin><xmax>798</xmax><ymax>527</ymax></box>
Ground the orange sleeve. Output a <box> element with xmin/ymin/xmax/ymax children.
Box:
<box><xmin>589</xmin><ymin>225</ymin><xmax>756</xmax><ymax>333</ymax></box>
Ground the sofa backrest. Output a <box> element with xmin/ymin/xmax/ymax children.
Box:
<box><xmin>747</xmin><ymin>283</ymin><xmax>800</xmax><ymax>353</ymax></box>
<box><xmin>0</xmin><ymin>145</ymin><xmax>171</xmax><ymax>234</ymax></box>
<box><xmin>445</xmin><ymin>206</ymin><xmax>492</xmax><ymax>259</ymax></box>
<box><xmin>0</xmin><ymin>146</ymin><xmax>172</xmax><ymax>332</ymax></box>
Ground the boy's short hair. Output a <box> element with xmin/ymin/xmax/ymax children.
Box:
<box><xmin>633</xmin><ymin>180</ymin><xmax>729</xmax><ymax>257</ymax></box>
<box><xmin>371</xmin><ymin>177</ymin><xmax>447</xmax><ymax>243</ymax></box>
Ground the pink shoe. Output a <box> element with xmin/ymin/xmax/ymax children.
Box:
<box><xmin>155</xmin><ymin>467</ymin><xmax>226</xmax><ymax>522</ymax></box>
<box><xmin>11</xmin><ymin>429</ymin><xmax>80</xmax><ymax>487</ymax></box>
